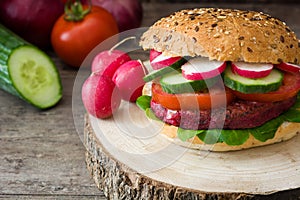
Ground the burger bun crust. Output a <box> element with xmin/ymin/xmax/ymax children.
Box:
<box><xmin>140</xmin><ymin>8</ymin><xmax>300</xmax><ymax>64</ymax></box>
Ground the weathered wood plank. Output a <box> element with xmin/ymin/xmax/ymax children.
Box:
<box><xmin>0</xmin><ymin>195</ymin><xmax>104</xmax><ymax>200</ymax></box>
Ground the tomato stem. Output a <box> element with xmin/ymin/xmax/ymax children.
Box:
<box><xmin>64</xmin><ymin>0</ymin><xmax>92</xmax><ymax>21</ymax></box>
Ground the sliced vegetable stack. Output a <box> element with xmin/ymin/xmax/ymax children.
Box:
<box><xmin>137</xmin><ymin>49</ymin><xmax>300</xmax><ymax>146</ymax></box>
<box><xmin>0</xmin><ymin>24</ymin><xmax>62</xmax><ymax>109</ymax></box>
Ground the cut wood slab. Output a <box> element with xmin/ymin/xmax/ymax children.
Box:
<box><xmin>84</xmin><ymin>102</ymin><xmax>300</xmax><ymax>199</ymax></box>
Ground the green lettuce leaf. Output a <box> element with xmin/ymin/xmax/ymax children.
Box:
<box><xmin>177</xmin><ymin>128</ymin><xmax>204</xmax><ymax>141</ymax></box>
<box><xmin>145</xmin><ymin>108</ymin><xmax>160</xmax><ymax>121</ymax></box>
<box><xmin>281</xmin><ymin>100</ymin><xmax>300</xmax><ymax>122</ymax></box>
<box><xmin>219</xmin><ymin>129</ymin><xmax>249</xmax><ymax>145</ymax></box>
<box><xmin>197</xmin><ymin>129</ymin><xmax>223</xmax><ymax>144</ymax></box>
<box><xmin>250</xmin><ymin>116</ymin><xmax>282</xmax><ymax>142</ymax></box>
<box><xmin>136</xmin><ymin>95</ymin><xmax>151</xmax><ymax>111</ymax></box>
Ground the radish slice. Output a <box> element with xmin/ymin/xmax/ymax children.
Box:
<box><xmin>181</xmin><ymin>57</ymin><xmax>226</xmax><ymax>80</ymax></box>
<box><xmin>149</xmin><ymin>49</ymin><xmax>161</xmax><ymax>62</ymax></box>
<box><xmin>231</xmin><ymin>62</ymin><xmax>273</xmax><ymax>78</ymax></box>
<box><xmin>275</xmin><ymin>62</ymin><xmax>300</xmax><ymax>74</ymax></box>
<box><xmin>150</xmin><ymin>49</ymin><xmax>182</xmax><ymax>70</ymax></box>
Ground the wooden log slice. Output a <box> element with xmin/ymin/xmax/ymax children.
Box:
<box><xmin>84</xmin><ymin>102</ymin><xmax>300</xmax><ymax>199</ymax></box>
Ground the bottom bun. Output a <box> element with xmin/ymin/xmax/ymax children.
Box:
<box><xmin>160</xmin><ymin>122</ymin><xmax>300</xmax><ymax>151</ymax></box>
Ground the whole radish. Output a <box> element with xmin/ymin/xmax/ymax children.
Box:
<box><xmin>91</xmin><ymin>49</ymin><xmax>131</xmax><ymax>78</ymax></box>
<box><xmin>112</xmin><ymin>60</ymin><xmax>147</xmax><ymax>102</ymax></box>
<box><xmin>82</xmin><ymin>73</ymin><xmax>121</xmax><ymax>119</ymax></box>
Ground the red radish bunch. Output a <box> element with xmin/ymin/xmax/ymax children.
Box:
<box><xmin>231</xmin><ymin>62</ymin><xmax>273</xmax><ymax>78</ymax></box>
<box><xmin>150</xmin><ymin>49</ymin><xmax>182</xmax><ymax>70</ymax></box>
<box><xmin>275</xmin><ymin>62</ymin><xmax>300</xmax><ymax>74</ymax></box>
<box><xmin>182</xmin><ymin>57</ymin><xmax>226</xmax><ymax>80</ymax></box>
<box><xmin>82</xmin><ymin>47</ymin><xmax>147</xmax><ymax>119</ymax></box>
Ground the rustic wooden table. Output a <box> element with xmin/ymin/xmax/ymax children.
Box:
<box><xmin>1</xmin><ymin>2</ymin><xmax>299</xmax><ymax>199</ymax></box>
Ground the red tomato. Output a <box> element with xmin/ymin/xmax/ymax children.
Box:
<box><xmin>51</xmin><ymin>5</ymin><xmax>119</xmax><ymax>67</ymax></box>
<box><xmin>233</xmin><ymin>72</ymin><xmax>300</xmax><ymax>102</ymax></box>
<box><xmin>152</xmin><ymin>83</ymin><xmax>234</xmax><ymax>110</ymax></box>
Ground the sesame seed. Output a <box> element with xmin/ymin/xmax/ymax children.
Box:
<box><xmin>189</xmin><ymin>16</ymin><xmax>196</xmax><ymax>20</ymax></box>
<box><xmin>217</xmin><ymin>15</ymin><xmax>227</xmax><ymax>19</ymax></box>
<box><xmin>153</xmin><ymin>35</ymin><xmax>160</xmax><ymax>43</ymax></box>
<box><xmin>264</xmin><ymin>31</ymin><xmax>270</xmax><ymax>37</ymax></box>
<box><xmin>280</xmin><ymin>35</ymin><xmax>285</xmax><ymax>43</ymax></box>
<box><xmin>271</xmin><ymin>44</ymin><xmax>277</xmax><ymax>49</ymax></box>
<box><xmin>163</xmin><ymin>35</ymin><xmax>172</xmax><ymax>42</ymax></box>
<box><xmin>213</xmin><ymin>33</ymin><xmax>221</xmax><ymax>38</ymax></box>
<box><xmin>250</xmin><ymin>37</ymin><xmax>256</xmax><ymax>42</ymax></box>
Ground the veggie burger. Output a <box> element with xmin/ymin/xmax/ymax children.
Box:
<box><xmin>138</xmin><ymin>8</ymin><xmax>300</xmax><ymax>151</ymax></box>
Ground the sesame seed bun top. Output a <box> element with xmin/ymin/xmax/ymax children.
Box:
<box><xmin>140</xmin><ymin>8</ymin><xmax>300</xmax><ymax>64</ymax></box>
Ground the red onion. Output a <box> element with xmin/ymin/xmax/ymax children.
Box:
<box><xmin>0</xmin><ymin>0</ymin><xmax>64</xmax><ymax>48</ymax></box>
<box><xmin>91</xmin><ymin>0</ymin><xmax>143</xmax><ymax>32</ymax></box>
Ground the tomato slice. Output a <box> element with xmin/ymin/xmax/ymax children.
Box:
<box><xmin>151</xmin><ymin>83</ymin><xmax>234</xmax><ymax>110</ymax></box>
<box><xmin>232</xmin><ymin>72</ymin><xmax>300</xmax><ymax>102</ymax></box>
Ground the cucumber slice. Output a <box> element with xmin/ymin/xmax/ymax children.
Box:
<box><xmin>8</xmin><ymin>46</ymin><xmax>62</xmax><ymax>109</ymax></box>
<box><xmin>223</xmin><ymin>67</ymin><xmax>283</xmax><ymax>94</ymax></box>
<box><xmin>143</xmin><ymin>66</ymin><xmax>179</xmax><ymax>82</ymax></box>
<box><xmin>143</xmin><ymin>58</ymin><xmax>186</xmax><ymax>82</ymax></box>
<box><xmin>0</xmin><ymin>24</ymin><xmax>62</xmax><ymax>109</ymax></box>
<box><xmin>160</xmin><ymin>71</ymin><xmax>218</xmax><ymax>94</ymax></box>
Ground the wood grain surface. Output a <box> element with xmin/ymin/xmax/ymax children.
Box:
<box><xmin>1</xmin><ymin>2</ymin><xmax>300</xmax><ymax>199</ymax></box>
